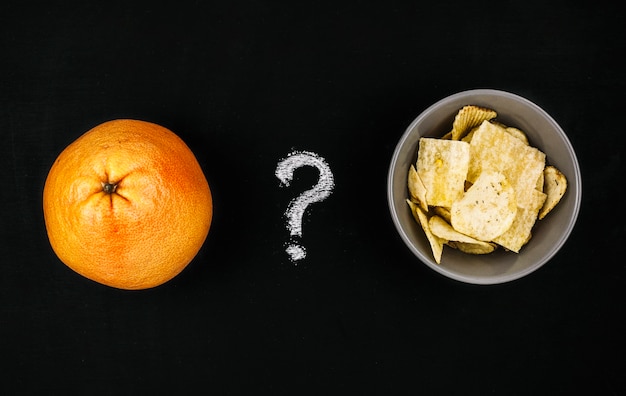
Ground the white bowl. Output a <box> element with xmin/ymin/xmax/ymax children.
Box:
<box><xmin>387</xmin><ymin>89</ymin><xmax>582</xmax><ymax>284</ymax></box>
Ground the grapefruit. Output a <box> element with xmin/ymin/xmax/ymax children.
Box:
<box><xmin>43</xmin><ymin>119</ymin><xmax>212</xmax><ymax>290</ymax></box>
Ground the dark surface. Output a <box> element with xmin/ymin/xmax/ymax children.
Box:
<box><xmin>1</xmin><ymin>1</ymin><xmax>624</xmax><ymax>394</ymax></box>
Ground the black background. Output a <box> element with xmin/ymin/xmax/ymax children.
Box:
<box><xmin>1</xmin><ymin>1</ymin><xmax>624</xmax><ymax>394</ymax></box>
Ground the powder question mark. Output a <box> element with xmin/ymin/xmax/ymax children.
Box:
<box><xmin>275</xmin><ymin>150</ymin><xmax>335</xmax><ymax>262</ymax></box>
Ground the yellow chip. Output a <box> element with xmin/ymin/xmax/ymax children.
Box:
<box><xmin>429</xmin><ymin>215</ymin><xmax>493</xmax><ymax>249</ymax></box>
<box><xmin>449</xmin><ymin>105</ymin><xmax>498</xmax><ymax>141</ymax></box>
<box><xmin>467</xmin><ymin>121</ymin><xmax>545</xmax><ymax>209</ymax></box>
<box><xmin>494</xmin><ymin>189</ymin><xmax>547</xmax><ymax>252</ymax></box>
<box><xmin>506</xmin><ymin>127</ymin><xmax>529</xmax><ymax>145</ymax></box>
<box><xmin>407</xmin><ymin>199</ymin><xmax>444</xmax><ymax>264</ymax></box>
<box><xmin>451</xmin><ymin>170</ymin><xmax>517</xmax><ymax>241</ymax></box>
<box><xmin>447</xmin><ymin>240</ymin><xmax>497</xmax><ymax>255</ymax></box>
<box><xmin>536</xmin><ymin>170</ymin><xmax>544</xmax><ymax>191</ymax></box>
<box><xmin>416</xmin><ymin>137</ymin><xmax>470</xmax><ymax>208</ymax></box>
<box><xmin>538</xmin><ymin>165</ymin><xmax>567</xmax><ymax>220</ymax></box>
<box><xmin>460</xmin><ymin>126</ymin><xmax>479</xmax><ymax>143</ymax></box>
<box><xmin>433</xmin><ymin>206</ymin><xmax>451</xmax><ymax>223</ymax></box>
<box><xmin>407</xmin><ymin>164</ymin><xmax>428</xmax><ymax>212</ymax></box>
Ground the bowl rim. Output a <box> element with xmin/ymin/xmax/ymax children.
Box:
<box><xmin>387</xmin><ymin>88</ymin><xmax>582</xmax><ymax>284</ymax></box>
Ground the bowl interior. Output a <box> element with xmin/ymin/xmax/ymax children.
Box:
<box><xmin>388</xmin><ymin>89</ymin><xmax>581</xmax><ymax>284</ymax></box>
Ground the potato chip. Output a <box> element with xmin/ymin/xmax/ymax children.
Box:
<box><xmin>467</xmin><ymin>121</ymin><xmax>545</xmax><ymax>210</ymax></box>
<box><xmin>451</xmin><ymin>170</ymin><xmax>517</xmax><ymax>241</ymax></box>
<box><xmin>449</xmin><ymin>105</ymin><xmax>498</xmax><ymax>141</ymax></box>
<box><xmin>429</xmin><ymin>215</ymin><xmax>494</xmax><ymax>249</ymax></box>
<box><xmin>447</xmin><ymin>240</ymin><xmax>497</xmax><ymax>255</ymax></box>
<box><xmin>433</xmin><ymin>206</ymin><xmax>451</xmax><ymax>223</ymax></box>
<box><xmin>407</xmin><ymin>199</ymin><xmax>444</xmax><ymax>264</ymax></box>
<box><xmin>505</xmin><ymin>127</ymin><xmax>529</xmax><ymax>145</ymax></box>
<box><xmin>536</xmin><ymin>170</ymin><xmax>544</xmax><ymax>191</ymax></box>
<box><xmin>538</xmin><ymin>165</ymin><xmax>567</xmax><ymax>220</ymax></box>
<box><xmin>416</xmin><ymin>137</ymin><xmax>470</xmax><ymax>208</ymax></box>
<box><xmin>460</xmin><ymin>126</ymin><xmax>480</xmax><ymax>143</ymax></box>
<box><xmin>407</xmin><ymin>164</ymin><xmax>428</xmax><ymax>212</ymax></box>
<box><xmin>494</xmin><ymin>189</ymin><xmax>546</xmax><ymax>252</ymax></box>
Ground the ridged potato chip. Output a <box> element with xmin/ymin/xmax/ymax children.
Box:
<box><xmin>460</xmin><ymin>126</ymin><xmax>480</xmax><ymax>143</ymax></box>
<box><xmin>449</xmin><ymin>105</ymin><xmax>497</xmax><ymax>141</ymax></box>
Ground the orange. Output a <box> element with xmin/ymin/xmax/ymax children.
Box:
<box><xmin>43</xmin><ymin>119</ymin><xmax>213</xmax><ymax>290</ymax></box>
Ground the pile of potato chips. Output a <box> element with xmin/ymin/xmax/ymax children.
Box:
<box><xmin>406</xmin><ymin>105</ymin><xmax>567</xmax><ymax>264</ymax></box>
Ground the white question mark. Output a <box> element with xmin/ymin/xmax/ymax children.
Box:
<box><xmin>275</xmin><ymin>150</ymin><xmax>335</xmax><ymax>262</ymax></box>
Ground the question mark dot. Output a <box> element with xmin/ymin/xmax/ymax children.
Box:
<box><xmin>286</xmin><ymin>244</ymin><xmax>306</xmax><ymax>262</ymax></box>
